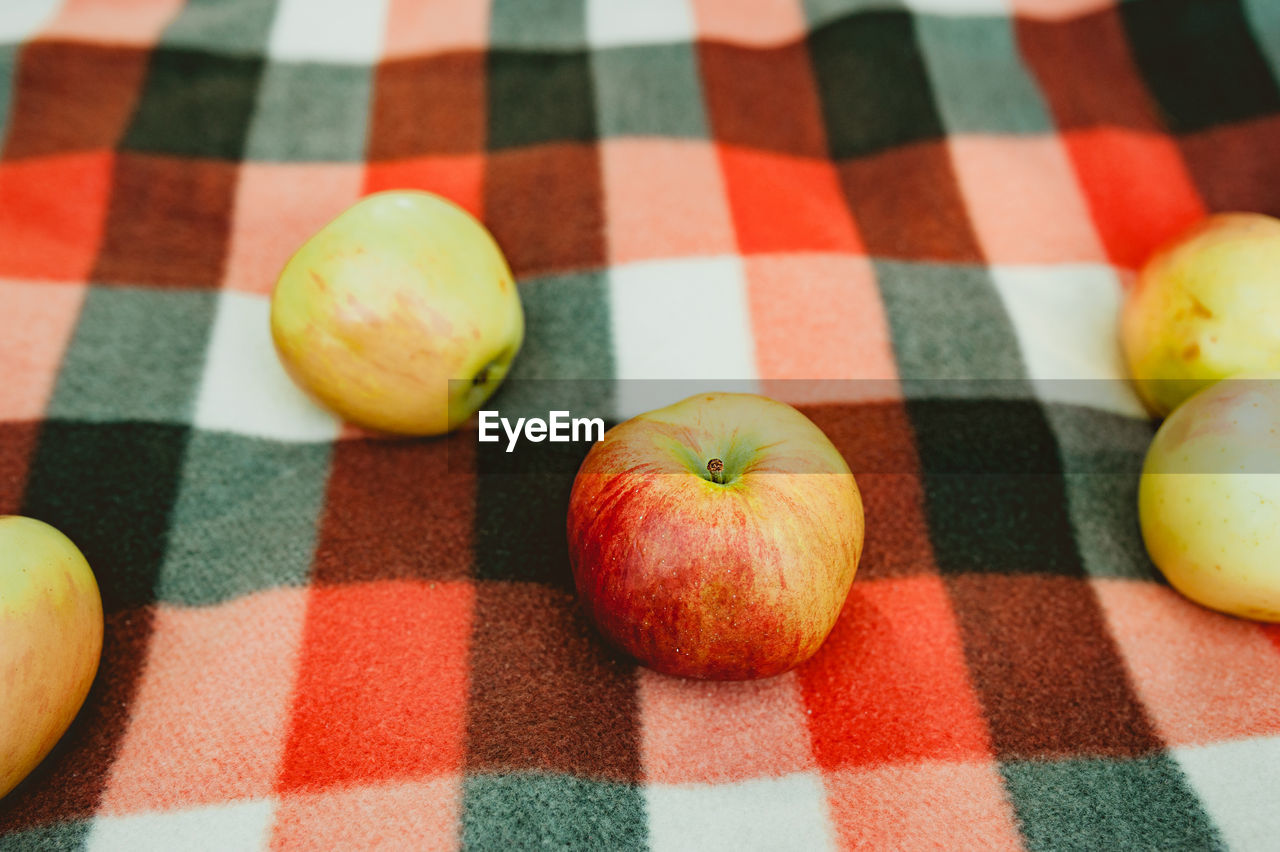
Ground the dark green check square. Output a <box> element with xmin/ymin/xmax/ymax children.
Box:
<box><xmin>490</xmin><ymin>0</ymin><xmax>587</xmax><ymax>49</ymax></box>
<box><xmin>916</xmin><ymin>15</ymin><xmax>1053</xmax><ymax>135</ymax></box>
<box><xmin>122</xmin><ymin>47</ymin><xmax>264</xmax><ymax>160</ymax></box>
<box><xmin>1002</xmin><ymin>755</ymin><xmax>1225</xmax><ymax>851</ymax></box>
<box><xmin>488</xmin><ymin>50</ymin><xmax>597</xmax><ymax>150</ymax></box>
<box><xmin>492</xmin><ymin>270</ymin><xmax>614</xmax><ymax>419</ymax></box>
<box><xmin>244</xmin><ymin>62</ymin><xmax>373</xmax><ymax>162</ymax></box>
<box><xmin>46</xmin><ymin>287</ymin><xmax>217</xmax><ymax>424</ymax></box>
<box><xmin>591</xmin><ymin>43</ymin><xmax>708</xmax><ymax>139</ymax></box>
<box><xmin>510</xmin><ymin>271</ymin><xmax>613</xmax><ymax>380</ymax></box>
<box><xmin>474</xmin><ymin>466</ymin><xmax>583</xmax><ymax>587</ymax></box>
<box><xmin>0</xmin><ymin>44</ymin><xmax>16</xmax><ymax>145</ymax></box>
<box><xmin>803</xmin><ymin>0</ymin><xmax>911</xmax><ymax>24</ymax></box>
<box><xmin>1242</xmin><ymin>0</ymin><xmax>1280</xmax><ymax>77</ymax></box>
<box><xmin>1121</xmin><ymin>0</ymin><xmax>1280</xmax><ymax>132</ymax></box>
<box><xmin>873</xmin><ymin>260</ymin><xmax>1028</xmax><ymax>393</ymax></box>
<box><xmin>0</xmin><ymin>819</ymin><xmax>92</xmax><ymax>851</ymax></box>
<box><xmin>875</xmin><ymin>262</ymin><xmax>1074</xmax><ymax>576</ymax></box>
<box><xmin>807</xmin><ymin>10</ymin><xmax>945</xmax><ymax>159</ymax></box>
<box><xmin>1046</xmin><ymin>404</ymin><xmax>1161</xmax><ymax>581</ymax></box>
<box><xmin>159</xmin><ymin>0</ymin><xmax>280</xmax><ymax>55</ymax></box>
<box><xmin>462</xmin><ymin>773</ymin><xmax>647</xmax><ymax>851</ymax></box>
<box><xmin>22</xmin><ymin>421</ymin><xmax>191</xmax><ymax>612</ymax></box>
<box><xmin>156</xmin><ymin>433</ymin><xmax>331</xmax><ymax>607</ymax></box>
<box><xmin>907</xmin><ymin>400</ymin><xmax>1085</xmax><ymax>577</ymax></box>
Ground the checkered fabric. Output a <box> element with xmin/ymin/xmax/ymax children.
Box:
<box><xmin>2</xmin><ymin>0</ymin><xmax>1280</xmax><ymax>849</ymax></box>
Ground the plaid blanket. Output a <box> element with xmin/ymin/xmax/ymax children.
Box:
<box><xmin>3</xmin><ymin>0</ymin><xmax>1280</xmax><ymax>849</ymax></box>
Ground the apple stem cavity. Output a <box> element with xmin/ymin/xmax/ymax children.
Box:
<box><xmin>707</xmin><ymin>458</ymin><xmax>725</xmax><ymax>485</ymax></box>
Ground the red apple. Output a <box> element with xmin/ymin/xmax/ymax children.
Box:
<box><xmin>566</xmin><ymin>392</ymin><xmax>864</xmax><ymax>680</ymax></box>
<box><xmin>1</xmin><ymin>516</ymin><xmax>103</xmax><ymax>799</ymax></box>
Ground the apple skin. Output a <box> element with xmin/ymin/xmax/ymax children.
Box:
<box><xmin>270</xmin><ymin>190</ymin><xmax>524</xmax><ymax>435</ymax></box>
<box><xmin>1</xmin><ymin>516</ymin><xmax>103</xmax><ymax>799</ymax></box>
<box><xmin>1121</xmin><ymin>213</ymin><xmax>1280</xmax><ymax>417</ymax></box>
<box><xmin>1138</xmin><ymin>373</ymin><xmax>1280</xmax><ymax>622</ymax></box>
<box><xmin>567</xmin><ymin>393</ymin><xmax>864</xmax><ymax>680</ymax></box>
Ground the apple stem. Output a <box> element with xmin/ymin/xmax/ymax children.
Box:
<box><xmin>707</xmin><ymin>458</ymin><xmax>725</xmax><ymax>484</ymax></box>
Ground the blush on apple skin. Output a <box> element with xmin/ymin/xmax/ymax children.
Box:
<box><xmin>567</xmin><ymin>393</ymin><xmax>864</xmax><ymax>681</ymax></box>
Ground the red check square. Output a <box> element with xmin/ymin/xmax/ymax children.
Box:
<box><xmin>277</xmin><ymin>581</ymin><xmax>474</xmax><ymax>792</ymax></box>
<box><xmin>720</xmin><ymin>146</ymin><xmax>862</xmax><ymax>255</ymax></box>
<box><xmin>485</xmin><ymin>143</ymin><xmax>606</xmax><ymax>279</ymax></box>
<box><xmin>0</xmin><ymin>152</ymin><xmax>113</xmax><ymax>281</ymax></box>
<box><xmin>799</xmin><ymin>575</ymin><xmax>991</xmax><ymax>768</ymax></box>
<box><xmin>1064</xmin><ymin>128</ymin><xmax>1204</xmax><ymax>269</ymax></box>
<box><xmin>364</xmin><ymin>154</ymin><xmax>485</xmax><ymax>221</ymax></box>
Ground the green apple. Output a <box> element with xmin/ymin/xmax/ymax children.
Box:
<box><xmin>1121</xmin><ymin>213</ymin><xmax>1280</xmax><ymax>417</ymax></box>
<box><xmin>1</xmin><ymin>516</ymin><xmax>103</xmax><ymax>799</ymax></box>
<box><xmin>1138</xmin><ymin>373</ymin><xmax>1280</xmax><ymax>621</ymax></box>
<box><xmin>270</xmin><ymin>190</ymin><xmax>524</xmax><ymax>435</ymax></box>
<box><xmin>567</xmin><ymin>392</ymin><xmax>864</xmax><ymax>680</ymax></box>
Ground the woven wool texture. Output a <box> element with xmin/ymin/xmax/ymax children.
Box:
<box><xmin>2</xmin><ymin>0</ymin><xmax>1280</xmax><ymax>849</ymax></box>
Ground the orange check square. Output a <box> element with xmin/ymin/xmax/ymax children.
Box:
<box><xmin>639</xmin><ymin>670</ymin><xmax>815</xmax><ymax>784</ymax></box>
<box><xmin>948</xmin><ymin>134</ymin><xmax>1106</xmax><ymax>265</ymax></box>
<box><xmin>223</xmin><ymin>162</ymin><xmax>365</xmax><ymax>295</ymax></box>
<box><xmin>99</xmin><ymin>589</ymin><xmax>308</xmax><ymax>813</ymax></box>
<box><xmin>272</xmin><ymin>776</ymin><xmax>462</xmax><ymax>852</ymax></box>
<box><xmin>1095</xmin><ymin>580</ymin><xmax>1280</xmax><ymax>747</ymax></box>
<box><xmin>41</xmin><ymin>0</ymin><xmax>182</xmax><ymax>44</ymax></box>
<box><xmin>825</xmin><ymin>761</ymin><xmax>1023</xmax><ymax>851</ymax></box>
<box><xmin>745</xmin><ymin>254</ymin><xmax>893</xmax><ymax>392</ymax></box>
<box><xmin>602</xmin><ymin>138</ymin><xmax>735</xmax><ymax>264</ymax></box>
<box><xmin>691</xmin><ymin>0</ymin><xmax>806</xmax><ymax>45</ymax></box>
<box><xmin>0</xmin><ymin>279</ymin><xmax>85</xmax><ymax>420</ymax></box>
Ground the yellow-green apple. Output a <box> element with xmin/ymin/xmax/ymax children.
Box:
<box><xmin>1121</xmin><ymin>213</ymin><xmax>1280</xmax><ymax>417</ymax></box>
<box><xmin>270</xmin><ymin>190</ymin><xmax>524</xmax><ymax>435</ymax></box>
<box><xmin>566</xmin><ymin>392</ymin><xmax>864</xmax><ymax>680</ymax></box>
<box><xmin>1</xmin><ymin>516</ymin><xmax>103</xmax><ymax>799</ymax></box>
<box><xmin>1138</xmin><ymin>372</ymin><xmax>1280</xmax><ymax>621</ymax></box>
